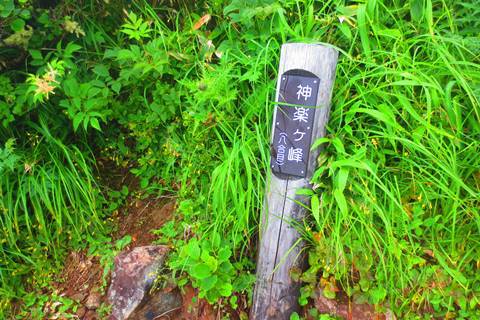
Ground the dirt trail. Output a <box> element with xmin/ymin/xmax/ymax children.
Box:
<box><xmin>52</xmin><ymin>198</ymin><xmax>225</xmax><ymax>319</ymax></box>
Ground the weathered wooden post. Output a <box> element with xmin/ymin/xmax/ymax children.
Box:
<box><xmin>251</xmin><ymin>43</ymin><xmax>338</xmax><ymax>319</ymax></box>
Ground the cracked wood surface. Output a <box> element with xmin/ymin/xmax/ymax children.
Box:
<box><xmin>251</xmin><ymin>43</ymin><xmax>338</xmax><ymax>320</ymax></box>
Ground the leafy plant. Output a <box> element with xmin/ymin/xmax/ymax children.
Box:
<box><xmin>87</xmin><ymin>235</ymin><xmax>132</xmax><ymax>289</ymax></box>
<box><xmin>60</xmin><ymin>77</ymin><xmax>110</xmax><ymax>131</ymax></box>
<box><xmin>296</xmin><ymin>0</ymin><xmax>480</xmax><ymax>318</ymax></box>
<box><xmin>120</xmin><ymin>11</ymin><xmax>152</xmax><ymax>41</ymax></box>
<box><xmin>169</xmin><ymin>235</ymin><xmax>255</xmax><ymax>304</ymax></box>
<box><xmin>1</xmin><ymin>0</ymin><xmax>480</xmax><ymax>318</ymax></box>
<box><xmin>15</xmin><ymin>291</ymin><xmax>77</xmax><ymax>319</ymax></box>
<box><xmin>0</xmin><ymin>121</ymin><xmax>105</xmax><ymax>314</ymax></box>
<box><xmin>26</xmin><ymin>59</ymin><xmax>66</xmax><ymax>103</ymax></box>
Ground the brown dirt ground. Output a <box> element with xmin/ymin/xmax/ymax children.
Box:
<box><xmin>45</xmin><ymin>158</ymin><xmax>248</xmax><ymax>320</ymax></box>
<box><xmin>51</xmin><ymin>197</ymin><xmax>230</xmax><ymax>320</ymax></box>
<box><xmin>30</xmin><ymin>184</ymin><xmax>385</xmax><ymax>320</ymax></box>
<box><xmin>52</xmin><ymin>195</ymin><xmax>380</xmax><ymax>320</ymax></box>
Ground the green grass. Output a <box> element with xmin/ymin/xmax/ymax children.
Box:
<box><xmin>295</xmin><ymin>1</ymin><xmax>480</xmax><ymax>318</ymax></box>
<box><xmin>1</xmin><ymin>0</ymin><xmax>480</xmax><ymax>318</ymax></box>
<box><xmin>79</xmin><ymin>0</ymin><xmax>480</xmax><ymax>317</ymax></box>
<box><xmin>0</xmin><ymin>118</ymin><xmax>103</xmax><ymax>313</ymax></box>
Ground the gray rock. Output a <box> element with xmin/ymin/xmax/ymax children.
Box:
<box><xmin>107</xmin><ymin>245</ymin><xmax>170</xmax><ymax>320</ymax></box>
<box><xmin>127</xmin><ymin>288</ymin><xmax>182</xmax><ymax>320</ymax></box>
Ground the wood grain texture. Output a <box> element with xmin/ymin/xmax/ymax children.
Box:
<box><xmin>251</xmin><ymin>43</ymin><xmax>338</xmax><ymax>320</ymax></box>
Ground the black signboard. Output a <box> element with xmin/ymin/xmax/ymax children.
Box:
<box><xmin>270</xmin><ymin>70</ymin><xmax>320</xmax><ymax>178</ymax></box>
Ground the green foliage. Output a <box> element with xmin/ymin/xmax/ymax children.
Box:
<box><xmin>297</xmin><ymin>0</ymin><xmax>480</xmax><ymax>318</ymax></box>
<box><xmin>26</xmin><ymin>59</ymin><xmax>66</xmax><ymax>103</ymax></box>
<box><xmin>0</xmin><ymin>138</ymin><xmax>19</xmax><ymax>172</ymax></box>
<box><xmin>15</xmin><ymin>291</ymin><xmax>77</xmax><ymax>319</ymax></box>
<box><xmin>290</xmin><ymin>311</ymin><xmax>301</xmax><ymax>320</ymax></box>
<box><xmin>120</xmin><ymin>11</ymin><xmax>152</xmax><ymax>41</ymax></box>
<box><xmin>1</xmin><ymin>0</ymin><xmax>480</xmax><ymax>318</ymax></box>
<box><xmin>0</xmin><ymin>76</ymin><xmax>15</xmax><ymax>127</ymax></box>
<box><xmin>170</xmin><ymin>236</ymin><xmax>237</xmax><ymax>303</ymax></box>
<box><xmin>0</xmin><ymin>122</ymin><xmax>105</xmax><ymax>316</ymax></box>
<box><xmin>87</xmin><ymin>235</ymin><xmax>132</xmax><ymax>289</ymax></box>
<box><xmin>170</xmin><ymin>235</ymin><xmax>255</xmax><ymax>304</ymax></box>
<box><xmin>60</xmin><ymin>77</ymin><xmax>109</xmax><ymax>131</ymax></box>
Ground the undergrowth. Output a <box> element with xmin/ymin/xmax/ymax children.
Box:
<box><xmin>0</xmin><ymin>0</ymin><xmax>479</xmax><ymax>319</ymax></box>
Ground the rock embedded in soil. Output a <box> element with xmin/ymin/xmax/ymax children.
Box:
<box><xmin>107</xmin><ymin>245</ymin><xmax>170</xmax><ymax>320</ymax></box>
<box><xmin>127</xmin><ymin>287</ymin><xmax>182</xmax><ymax>320</ymax></box>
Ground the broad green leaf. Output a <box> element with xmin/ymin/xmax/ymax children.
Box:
<box><xmin>186</xmin><ymin>239</ymin><xmax>201</xmax><ymax>260</ymax></box>
<box><xmin>0</xmin><ymin>0</ymin><xmax>14</xmax><ymax>18</ymax></box>
<box><xmin>117</xmin><ymin>49</ymin><xmax>136</xmax><ymax>60</ymax></box>
<box><xmin>19</xmin><ymin>9</ymin><xmax>30</xmax><ymax>19</ymax></box>
<box><xmin>10</xmin><ymin>18</ymin><xmax>25</xmax><ymax>32</ymax></box>
<box><xmin>104</xmin><ymin>48</ymin><xmax>119</xmax><ymax>59</ymax></box>
<box><xmin>323</xmin><ymin>286</ymin><xmax>336</xmax><ymax>299</ymax></box>
<box><xmin>90</xmin><ymin>118</ymin><xmax>101</xmax><ymax>131</ymax></box>
<box><xmin>83</xmin><ymin>116</ymin><xmax>90</xmax><ymax>130</ymax></box>
<box><xmin>218</xmin><ymin>282</ymin><xmax>233</xmax><ymax>297</ymax></box>
<box><xmin>87</xmin><ymin>87</ymin><xmax>101</xmax><ymax>99</ymax></box>
<box><xmin>200</xmin><ymin>275</ymin><xmax>218</xmax><ymax>291</ymax></box>
<box><xmin>64</xmin><ymin>42</ymin><xmax>82</xmax><ymax>57</ymax></box>
<box><xmin>93</xmin><ymin>64</ymin><xmax>110</xmax><ymax>78</ymax></box>
<box><xmin>331</xmin><ymin>159</ymin><xmax>370</xmax><ymax>172</ymax></box>
<box><xmin>359</xmin><ymin>278</ymin><xmax>370</xmax><ymax>291</ymax></box>
<box><xmin>218</xmin><ymin>261</ymin><xmax>234</xmax><ymax>274</ymax></box>
<box><xmin>140</xmin><ymin>178</ymin><xmax>149</xmax><ymax>189</ymax></box>
<box><xmin>211</xmin><ymin>232</ymin><xmax>221</xmax><ymax>249</ymax></box>
<box><xmin>331</xmin><ymin>137</ymin><xmax>345</xmax><ymax>154</ymax></box>
<box><xmin>376</xmin><ymin>28</ymin><xmax>401</xmax><ymax>39</ymax></box>
<box><xmin>217</xmin><ymin>247</ymin><xmax>231</xmax><ymax>262</ymax></box>
<box><xmin>201</xmin><ymin>250</ymin><xmax>217</xmax><ymax>272</ymax></box>
<box><xmin>369</xmin><ymin>287</ymin><xmax>387</xmax><ymax>304</ymax></box>
<box><xmin>73</xmin><ymin>113</ymin><xmax>84</xmax><ymax>131</ymax></box>
<box><xmin>63</xmin><ymin>78</ymin><xmax>78</xmax><ymax>97</ymax></box>
<box><xmin>296</xmin><ymin>188</ymin><xmax>314</xmax><ymax>196</ymax></box>
<box><xmin>190</xmin><ymin>263</ymin><xmax>212</xmax><ymax>280</ymax></box>
<box><xmin>310</xmin><ymin>137</ymin><xmax>330</xmax><ymax>151</ymax></box>
<box><xmin>335</xmin><ymin>168</ymin><xmax>349</xmax><ymax>192</ymax></box>
<box><xmin>290</xmin><ymin>312</ymin><xmax>300</xmax><ymax>320</ymax></box>
<box><xmin>29</xmin><ymin>49</ymin><xmax>42</xmax><ymax>61</ymax></box>
<box><xmin>111</xmin><ymin>82</ymin><xmax>121</xmax><ymax>94</ymax></box>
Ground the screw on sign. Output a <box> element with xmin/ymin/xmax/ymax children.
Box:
<box><xmin>252</xmin><ymin>43</ymin><xmax>338</xmax><ymax>320</ymax></box>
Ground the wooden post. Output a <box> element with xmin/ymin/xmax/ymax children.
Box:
<box><xmin>251</xmin><ymin>43</ymin><xmax>338</xmax><ymax>319</ymax></box>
